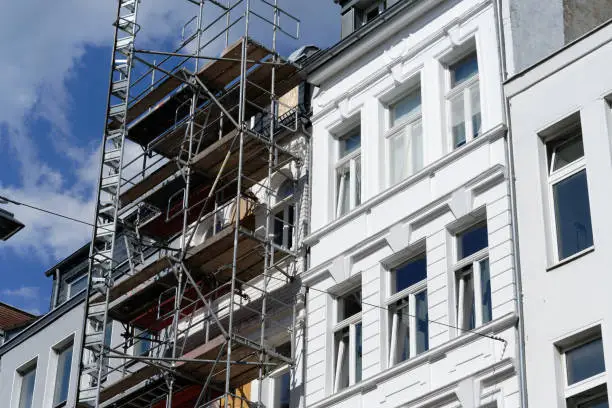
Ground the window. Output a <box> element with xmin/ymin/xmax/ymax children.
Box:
<box><xmin>455</xmin><ymin>221</ymin><xmax>491</xmax><ymax>332</ymax></box>
<box><xmin>273</xmin><ymin>180</ymin><xmax>295</xmax><ymax>249</ymax></box>
<box><xmin>133</xmin><ymin>328</ymin><xmax>152</xmax><ymax>357</ymax></box>
<box><xmin>387</xmin><ymin>253</ymin><xmax>428</xmax><ymax>366</ymax></box>
<box><xmin>333</xmin><ymin>288</ymin><xmax>362</xmax><ymax>391</ymax></box>
<box><xmin>335</xmin><ymin>128</ymin><xmax>361</xmax><ymax>218</ymax></box>
<box><xmin>273</xmin><ymin>370</ymin><xmax>291</xmax><ymax>408</ymax></box>
<box><xmin>560</xmin><ymin>331</ymin><xmax>608</xmax><ymax>407</ymax></box>
<box><xmin>68</xmin><ymin>274</ymin><xmax>87</xmax><ymax>298</ymax></box>
<box><xmin>387</xmin><ymin>88</ymin><xmax>423</xmax><ymax>185</ymax></box>
<box><xmin>546</xmin><ymin>132</ymin><xmax>593</xmax><ymax>260</ymax></box>
<box><xmin>363</xmin><ymin>1</ymin><xmax>385</xmax><ymax>24</ymax></box>
<box><xmin>18</xmin><ymin>363</ymin><xmax>36</xmax><ymax>408</ymax></box>
<box><xmin>447</xmin><ymin>52</ymin><xmax>481</xmax><ymax>149</ymax></box>
<box><xmin>53</xmin><ymin>343</ymin><xmax>73</xmax><ymax>407</ymax></box>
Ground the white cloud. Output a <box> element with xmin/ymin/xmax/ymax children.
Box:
<box><xmin>0</xmin><ymin>1</ymin><xmax>193</xmax><ymax>262</ymax></box>
<box><xmin>1</xmin><ymin>286</ymin><xmax>40</xmax><ymax>300</ymax></box>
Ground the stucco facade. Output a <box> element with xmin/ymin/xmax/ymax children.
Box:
<box><xmin>506</xmin><ymin>20</ymin><xmax>612</xmax><ymax>408</ymax></box>
<box><xmin>303</xmin><ymin>1</ymin><xmax>521</xmax><ymax>407</ymax></box>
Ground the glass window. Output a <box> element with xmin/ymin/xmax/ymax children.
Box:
<box><xmin>333</xmin><ymin>287</ymin><xmax>362</xmax><ymax>391</ymax></box>
<box><xmin>391</xmin><ymin>90</ymin><xmax>421</xmax><ymax>127</ymax></box>
<box><xmin>338</xmin><ymin>289</ymin><xmax>361</xmax><ymax>321</ymax></box>
<box><xmin>566</xmin><ymin>338</ymin><xmax>606</xmax><ymax>385</ymax></box>
<box><xmin>450</xmin><ymin>53</ymin><xmax>479</xmax><ymax>86</ymax></box>
<box><xmin>388</xmin><ymin>88</ymin><xmax>424</xmax><ymax>185</ymax></box>
<box><xmin>18</xmin><ymin>364</ymin><xmax>36</xmax><ymax>408</ymax></box>
<box><xmin>388</xmin><ymin>253</ymin><xmax>428</xmax><ymax>365</ymax></box>
<box><xmin>336</xmin><ymin>128</ymin><xmax>361</xmax><ymax>218</ymax></box>
<box><xmin>547</xmin><ymin>132</ymin><xmax>593</xmax><ymax>260</ymax></box>
<box><xmin>457</xmin><ymin>222</ymin><xmax>488</xmax><ymax>259</ymax></box>
<box><xmin>447</xmin><ymin>51</ymin><xmax>481</xmax><ymax>149</ymax></box>
<box><xmin>273</xmin><ymin>180</ymin><xmax>295</xmax><ymax>250</ymax></box>
<box><xmin>133</xmin><ymin>329</ymin><xmax>151</xmax><ymax>357</ymax></box>
<box><xmin>394</xmin><ymin>254</ymin><xmax>427</xmax><ymax>293</ymax></box>
<box><xmin>274</xmin><ymin>371</ymin><xmax>291</xmax><ymax>408</ymax></box>
<box><xmin>553</xmin><ymin>170</ymin><xmax>593</xmax><ymax>259</ymax></box>
<box><xmin>68</xmin><ymin>274</ymin><xmax>87</xmax><ymax>298</ymax></box>
<box><xmin>53</xmin><ymin>344</ymin><xmax>73</xmax><ymax>407</ymax></box>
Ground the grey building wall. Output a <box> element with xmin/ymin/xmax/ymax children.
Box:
<box><xmin>504</xmin><ymin>0</ymin><xmax>612</xmax><ymax>73</ymax></box>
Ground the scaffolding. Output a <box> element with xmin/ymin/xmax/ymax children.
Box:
<box><xmin>76</xmin><ymin>0</ymin><xmax>309</xmax><ymax>406</ymax></box>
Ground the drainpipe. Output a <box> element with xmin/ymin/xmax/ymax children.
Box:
<box><xmin>493</xmin><ymin>1</ymin><xmax>529</xmax><ymax>407</ymax></box>
<box><xmin>52</xmin><ymin>268</ymin><xmax>61</xmax><ymax>309</ymax></box>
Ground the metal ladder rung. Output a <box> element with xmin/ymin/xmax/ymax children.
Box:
<box><xmin>116</xmin><ymin>36</ymin><xmax>134</xmax><ymax>51</ymax></box>
<box><xmin>120</xmin><ymin>0</ymin><xmax>137</xmax><ymax>13</ymax></box>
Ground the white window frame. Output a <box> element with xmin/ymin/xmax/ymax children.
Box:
<box><xmin>335</xmin><ymin>130</ymin><xmax>361</xmax><ymax>218</ymax></box>
<box><xmin>546</xmin><ymin>133</ymin><xmax>591</xmax><ymax>262</ymax></box>
<box><xmin>560</xmin><ymin>334</ymin><xmax>607</xmax><ymax>404</ymax></box>
<box><xmin>385</xmin><ymin>90</ymin><xmax>423</xmax><ymax>186</ymax></box>
<box><xmin>268</xmin><ymin>365</ymin><xmax>291</xmax><ymax>408</ymax></box>
<box><xmin>386</xmin><ymin>276</ymin><xmax>427</xmax><ymax>366</ymax></box>
<box><xmin>332</xmin><ymin>288</ymin><xmax>362</xmax><ymax>392</ymax></box>
<box><xmin>68</xmin><ymin>274</ymin><xmax>87</xmax><ymax>299</ymax></box>
<box><xmin>16</xmin><ymin>359</ymin><xmax>37</xmax><ymax>408</ymax></box>
<box><xmin>272</xmin><ymin>182</ymin><xmax>295</xmax><ymax>250</ymax></box>
<box><xmin>446</xmin><ymin>52</ymin><xmax>481</xmax><ymax>150</ymax></box>
<box><xmin>52</xmin><ymin>340</ymin><xmax>74</xmax><ymax>408</ymax></box>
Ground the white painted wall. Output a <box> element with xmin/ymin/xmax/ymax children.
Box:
<box><xmin>0</xmin><ymin>303</ymin><xmax>84</xmax><ymax>408</ymax></box>
<box><xmin>305</xmin><ymin>0</ymin><xmax>519</xmax><ymax>407</ymax></box>
<box><xmin>506</xmin><ymin>21</ymin><xmax>612</xmax><ymax>407</ymax></box>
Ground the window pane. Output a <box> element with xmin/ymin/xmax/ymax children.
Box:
<box><xmin>287</xmin><ymin>205</ymin><xmax>294</xmax><ymax>249</ymax></box>
<box><xmin>411</xmin><ymin>121</ymin><xmax>424</xmax><ymax>173</ymax></box>
<box><xmin>389</xmin><ymin>132</ymin><xmax>406</xmax><ymax>185</ymax></box>
<box><xmin>395</xmin><ymin>301</ymin><xmax>410</xmax><ymax>362</ymax></box>
<box><xmin>553</xmin><ymin>170</ymin><xmax>593</xmax><ymax>259</ymax></box>
<box><xmin>566</xmin><ymin>338</ymin><xmax>606</xmax><ymax>385</ymax></box>
<box><xmin>134</xmin><ymin>330</ymin><xmax>151</xmax><ymax>357</ymax></box>
<box><xmin>69</xmin><ymin>275</ymin><xmax>87</xmax><ymax>298</ymax></box>
<box><xmin>470</xmin><ymin>83</ymin><xmax>481</xmax><ymax>138</ymax></box>
<box><xmin>54</xmin><ymin>345</ymin><xmax>73</xmax><ymax>406</ymax></box>
<box><xmin>339</xmin><ymin>290</ymin><xmax>361</xmax><ymax>321</ymax></box>
<box><xmin>355</xmin><ymin>157</ymin><xmax>361</xmax><ymax>207</ymax></box>
<box><xmin>394</xmin><ymin>254</ymin><xmax>427</xmax><ymax>293</ymax></box>
<box><xmin>340</xmin><ymin>131</ymin><xmax>361</xmax><ymax>158</ymax></box>
<box><xmin>457</xmin><ymin>222</ymin><xmax>488</xmax><ymax>259</ymax></box>
<box><xmin>277</xmin><ymin>371</ymin><xmax>291</xmax><ymax>408</ymax></box>
<box><xmin>451</xmin><ymin>53</ymin><xmax>478</xmax><ymax>87</ymax></box>
<box><xmin>451</xmin><ymin>93</ymin><xmax>466</xmax><ymax>148</ymax></box>
<box><xmin>392</xmin><ymin>90</ymin><xmax>421</xmax><ymax>127</ymax></box>
<box><xmin>579</xmin><ymin>397</ymin><xmax>609</xmax><ymax>408</ymax></box>
<box><xmin>355</xmin><ymin>322</ymin><xmax>362</xmax><ymax>383</ymax></box>
<box><xmin>19</xmin><ymin>366</ymin><xmax>36</xmax><ymax>408</ymax></box>
<box><xmin>277</xmin><ymin>180</ymin><xmax>294</xmax><ymax>202</ymax></box>
<box><xmin>274</xmin><ymin>213</ymin><xmax>284</xmax><ymax>246</ymax></box>
<box><xmin>415</xmin><ymin>290</ymin><xmax>429</xmax><ymax>354</ymax></box>
<box><xmin>457</xmin><ymin>270</ymin><xmax>475</xmax><ymax>331</ymax></box>
<box><xmin>551</xmin><ymin>136</ymin><xmax>584</xmax><ymax>172</ymax></box>
<box><xmin>336</xmin><ymin>164</ymin><xmax>350</xmax><ymax>217</ymax></box>
<box><xmin>480</xmin><ymin>258</ymin><xmax>492</xmax><ymax>324</ymax></box>
<box><xmin>334</xmin><ymin>327</ymin><xmax>349</xmax><ymax>390</ymax></box>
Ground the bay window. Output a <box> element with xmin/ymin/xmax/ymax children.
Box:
<box><xmin>447</xmin><ymin>51</ymin><xmax>481</xmax><ymax>149</ymax></box>
<box><xmin>387</xmin><ymin>88</ymin><xmax>423</xmax><ymax>185</ymax></box>
<box><xmin>335</xmin><ymin>128</ymin><xmax>361</xmax><ymax>218</ymax></box>
<box><xmin>387</xmin><ymin>253</ymin><xmax>428</xmax><ymax>366</ymax></box>
<box><xmin>455</xmin><ymin>221</ymin><xmax>492</xmax><ymax>332</ymax></box>
<box><xmin>333</xmin><ymin>288</ymin><xmax>362</xmax><ymax>391</ymax></box>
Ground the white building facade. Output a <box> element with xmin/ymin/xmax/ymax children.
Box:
<box><xmin>303</xmin><ymin>0</ymin><xmax>522</xmax><ymax>407</ymax></box>
<box><xmin>505</xmin><ymin>20</ymin><xmax>612</xmax><ymax>408</ymax></box>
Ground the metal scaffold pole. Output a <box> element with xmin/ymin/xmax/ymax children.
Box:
<box><xmin>75</xmin><ymin>0</ymin><xmax>305</xmax><ymax>406</ymax></box>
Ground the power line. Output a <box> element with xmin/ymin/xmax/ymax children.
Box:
<box><xmin>263</xmin><ymin>271</ymin><xmax>507</xmax><ymax>344</ymax></box>
<box><xmin>0</xmin><ymin>195</ymin><xmax>94</xmax><ymax>228</ymax></box>
<box><xmin>0</xmin><ymin>195</ymin><xmax>506</xmax><ymax>344</ymax></box>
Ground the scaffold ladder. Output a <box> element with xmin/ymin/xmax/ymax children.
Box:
<box><xmin>76</xmin><ymin>0</ymin><xmax>140</xmax><ymax>405</ymax></box>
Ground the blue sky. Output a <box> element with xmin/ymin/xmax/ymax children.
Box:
<box><xmin>0</xmin><ymin>0</ymin><xmax>340</xmax><ymax>315</ymax></box>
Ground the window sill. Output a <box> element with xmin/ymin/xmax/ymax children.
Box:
<box><xmin>547</xmin><ymin>246</ymin><xmax>594</xmax><ymax>272</ymax></box>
